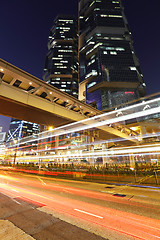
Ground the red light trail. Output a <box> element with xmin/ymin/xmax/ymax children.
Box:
<box><xmin>0</xmin><ymin>171</ymin><xmax>160</xmax><ymax>240</ymax></box>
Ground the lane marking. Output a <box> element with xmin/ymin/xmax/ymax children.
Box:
<box><xmin>101</xmin><ymin>191</ymin><xmax>114</xmax><ymax>193</ymax></box>
<box><xmin>11</xmin><ymin>189</ymin><xmax>19</xmax><ymax>192</ymax></box>
<box><xmin>37</xmin><ymin>177</ymin><xmax>46</xmax><ymax>186</ymax></box>
<box><xmin>12</xmin><ymin>198</ymin><xmax>21</xmax><ymax>205</ymax></box>
<box><xmin>74</xmin><ymin>208</ymin><xmax>103</xmax><ymax>219</ymax></box>
<box><xmin>138</xmin><ymin>195</ymin><xmax>147</xmax><ymax>198</ymax></box>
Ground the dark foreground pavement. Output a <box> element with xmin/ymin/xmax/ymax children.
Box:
<box><xmin>0</xmin><ymin>193</ymin><xmax>107</xmax><ymax>240</ymax></box>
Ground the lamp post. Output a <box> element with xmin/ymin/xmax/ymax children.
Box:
<box><xmin>13</xmin><ymin>140</ymin><xmax>18</xmax><ymax>167</ymax></box>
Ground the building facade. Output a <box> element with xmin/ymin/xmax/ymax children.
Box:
<box><xmin>7</xmin><ymin>119</ymin><xmax>39</xmax><ymax>143</ymax></box>
<box><xmin>78</xmin><ymin>0</ymin><xmax>146</xmax><ymax>110</ymax></box>
<box><xmin>43</xmin><ymin>15</ymin><xmax>78</xmax><ymax>98</ymax></box>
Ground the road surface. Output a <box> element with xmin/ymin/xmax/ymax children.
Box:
<box><xmin>0</xmin><ymin>169</ymin><xmax>160</xmax><ymax>240</ymax></box>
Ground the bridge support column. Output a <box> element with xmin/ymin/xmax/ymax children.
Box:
<box><xmin>102</xmin><ymin>143</ymin><xmax>108</xmax><ymax>165</ymax></box>
<box><xmin>129</xmin><ymin>153</ymin><xmax>135</xmax><ymax>169</ymax></box>
<box><xmin>140</xmin><ymin>126</ymin><xmax>146</xmax><ymax>141</ymax></box>
<box><xmin>88</xmin><ymin>136</ymin><xmax>95</xmax><ymax>165</ymax></box>
<box><xmin>55</xmin><ymin>136</ymin><xmax>59</xmax><ymax>162</ymax></box>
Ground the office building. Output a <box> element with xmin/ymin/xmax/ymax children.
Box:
<box><xmin>0</xmin><ymin>125</ymin><xmax>6</xmax><ymax>145</ymax></box>
<box><xmin>78</xmin><ymin>0</ymin><xmax>146</xmax><ymax>110</ymax></box>
<box><xmin>43</xmin><ymin>15</ymin><xmax>78</xmax><ymax>98</ymax></box>
<box><xmin>7</xmin><ymin>119</ymin><xmax>39</xmax><ymax>143</ymax></box>
<box><xmin>0</xmin><ymin>126</ymin><xmax>6</xmax><ymax>162</ymax></box>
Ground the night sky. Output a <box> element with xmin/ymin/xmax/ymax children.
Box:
<box><xmin>0</xmin><ymin>0</ymin><xmax>160</xmax><ymax>132</ymax></box>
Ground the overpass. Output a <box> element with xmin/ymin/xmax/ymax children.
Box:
<box><xmin>0</xmin><ymin>58</ymin><xmax>138</xmax><ymax>142</ymax></box>
<box><xmin>0</xmin><ymin>58</ymin><xmax>99</xmax><ymax>126</ymax></box>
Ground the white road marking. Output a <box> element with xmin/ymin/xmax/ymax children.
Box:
<box><xmin>37</xmin><ymin>177</ymin><xmax>46</xmax><ymax>186</ymax></box>
<box><xmin>11</xmin><ymin>189</ymin><xmax>19</xmax><ymax>192</ymax></box>
<box><xmin>12</xmin><ymin>198</ymin><xmax>21</xmax><ymax>205</ymax></box>
<box><xmin>101</xmin><ymin>191</ymin><xmax>114</xmax><ymax>193</ymax></box>
<box><xmin>74</xmin><ymin>208</ymin><xmax>103</xmax><ymax>219</ymax></box>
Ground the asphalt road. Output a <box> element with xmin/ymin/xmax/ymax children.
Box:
<box><xmin>0</xmin><ymin>169</ymin><xmax>160</xmax><ymax>240</ymax></box>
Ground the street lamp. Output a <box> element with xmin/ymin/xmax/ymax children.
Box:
<box><xmin>13</xmin><ymin>140</ymin><xmax>18</xmax><ymax>167</ymax></box>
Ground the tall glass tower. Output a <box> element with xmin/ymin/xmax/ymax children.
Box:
<box><xmin>78</xmin><ymin>0</ymin><xmax>146</xmax><ymax>110</ymax></box>
<box><xmin>43</xmin><ymin>15</ymin><xmax>78</xmax><ymax>98</ymax></box>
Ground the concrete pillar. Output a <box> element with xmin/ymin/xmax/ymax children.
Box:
<box><xmin>139</xmin><ymin>126</ymin><xmax>147</xmax><ymax>142</ymax></box>
<box><xmin>102</xmin><ymin>143</ymin><xmax>107</xmax><ymax>165</ymax></box>
<box><xmin>129</xmin><ymin>154</ymin><xmax>135</xmax><ymax>169</ymax></box>
<box><xmin>55</xmin><ymin>136</ymin><xmax>59</xmax><ymax>158</ymax></box>
<box><xmin>88</xmin><ymin>136</ymin><xmax>95</xmax><ymax>165</ymax></box>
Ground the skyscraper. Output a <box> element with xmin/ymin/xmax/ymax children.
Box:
<box><xmin>43</xmin><ymin>15</ymin><xmax>78</xmax><ymax>98</ymax></box>
<box><xmin>78</xmin><ymin>0</ymin><xmax>146</xmax><ymax>110</ymax></box>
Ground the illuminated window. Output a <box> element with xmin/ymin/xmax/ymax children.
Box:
<box><xmin>111</xmin><ymin>37</ymin><xmax>123</xmax><ymax>40</ymax></box>
<box><xmin>85</xmin><ymin>17</ymin><xmax>89</xmax><ymax>22</ymax></box>
<box><xmin>56</xmin><ymin>66</ymin><xmax>67</xmax><ymax>68</ymax></box>
<box><xmin>89</xmin><ymin>1</ymin><xmax>95</xmax><ymax>7</ymax></box>
<box><xmin>52</xmin><ymin>57</ymin><xmax>63</xmax><ymax>60</ymax></box>
<box><xmin>106</xmin><ymin>47</ymin><xmax>114</xmax><ymax>50</ymax></box>
<box><xmin>59</xmin><ymin>27</ymin><xmax>70</xmax><ymax>30</ymax></box>
<box><xmin>100</xmin><ymin>14</ymin><xmax>122</xmax><ymax>18</ymax></box>
<box><xmin>129</xmin><ymin>67</ymin><xmax>136</xmax><ymax>71</ymax></box>
<box><xmin>85</xmin><ymin>70</ymin><xmax>98</xmax><ymax>79</ymax></box>
<box><xmin>87</xmin><ymin>59</ymin><xmax>95</xmax><ymax>66</ymax></box>
<box><xmin>110</xmin><ymin>51</ymin><xmax>117</xmax><ymax>55</ymax></box>
<box><xmin>87</xmin><ymin>81</ymin><xmax>96</xmax><ymax>88</ymax></box>
<box><xmin>58</xmin><ymin>50</ymin><xmax>73</xmax><ymax>52</ymax></box>
<box><xmin>116</xmin><ymin>47</ymin><xmax>125</xmax><ymax>51</ymax></box>
<box><xmin>86</xmin><ymin>43</ymin><xmax>103</xmax><ymax>55</ymax></box>
<box><xmin>58</xmin><ymin>19</ymin><xmax>73</xmax><ymax>23</ymax></box>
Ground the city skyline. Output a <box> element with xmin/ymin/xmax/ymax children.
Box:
<box><xmin>0</xmin><ymin>0</ymin><xmax>160</xmax><ymax>131</ymax></box>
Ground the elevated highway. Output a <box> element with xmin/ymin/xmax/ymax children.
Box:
<box><xmin>0</xmin><ymin>58</ymin><xmax>138</xmax><ymax>143</ymax></box>
<box><xmin>0</xmin><ymin>58</ymin><xmax>98</xmax><ymax>126</ymax></box>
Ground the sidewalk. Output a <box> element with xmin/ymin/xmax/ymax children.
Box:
<box><xmin>0</xmin><ymin>193</ymin><xmax>107</xmax><ymax>240</ymax></box>
<box><xmin>0</xmin><ymin>220</ymin><xmax>34</xmax><ymax>240</ymax></box>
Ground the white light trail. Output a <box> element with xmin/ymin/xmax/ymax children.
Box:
<box><xmin>11</xmin><ymin>144</ymin><xmax>160</xmax><ymax>162</ymax></box>
<box><xmin>7</xmin><ymin>95</ymin><xmax>160</xmax><ymax>148</ymax></box>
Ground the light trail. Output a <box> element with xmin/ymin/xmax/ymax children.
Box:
<box><xmin>12</xmin><ymin>143</ymin><xmax>160</xmax><ymax>162</ymax></box>
<box><xmin>0</xmin><ymin>173</ymin><xmax>160</xmax><ymax>240</ymax></box>
<box><xmin>8</xmin><ymin>95</ymin><xmax>160</xmax><ymax>148</ymax></box>
<box><xmin>0</xmin><ymin>171</ymin><xmax>159</xmax><ymax>211</ymax></box>
<box><xmin>7</xmin><ymin>130</ymin><xmax>160</xmax><ymax>156</ymax></box>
